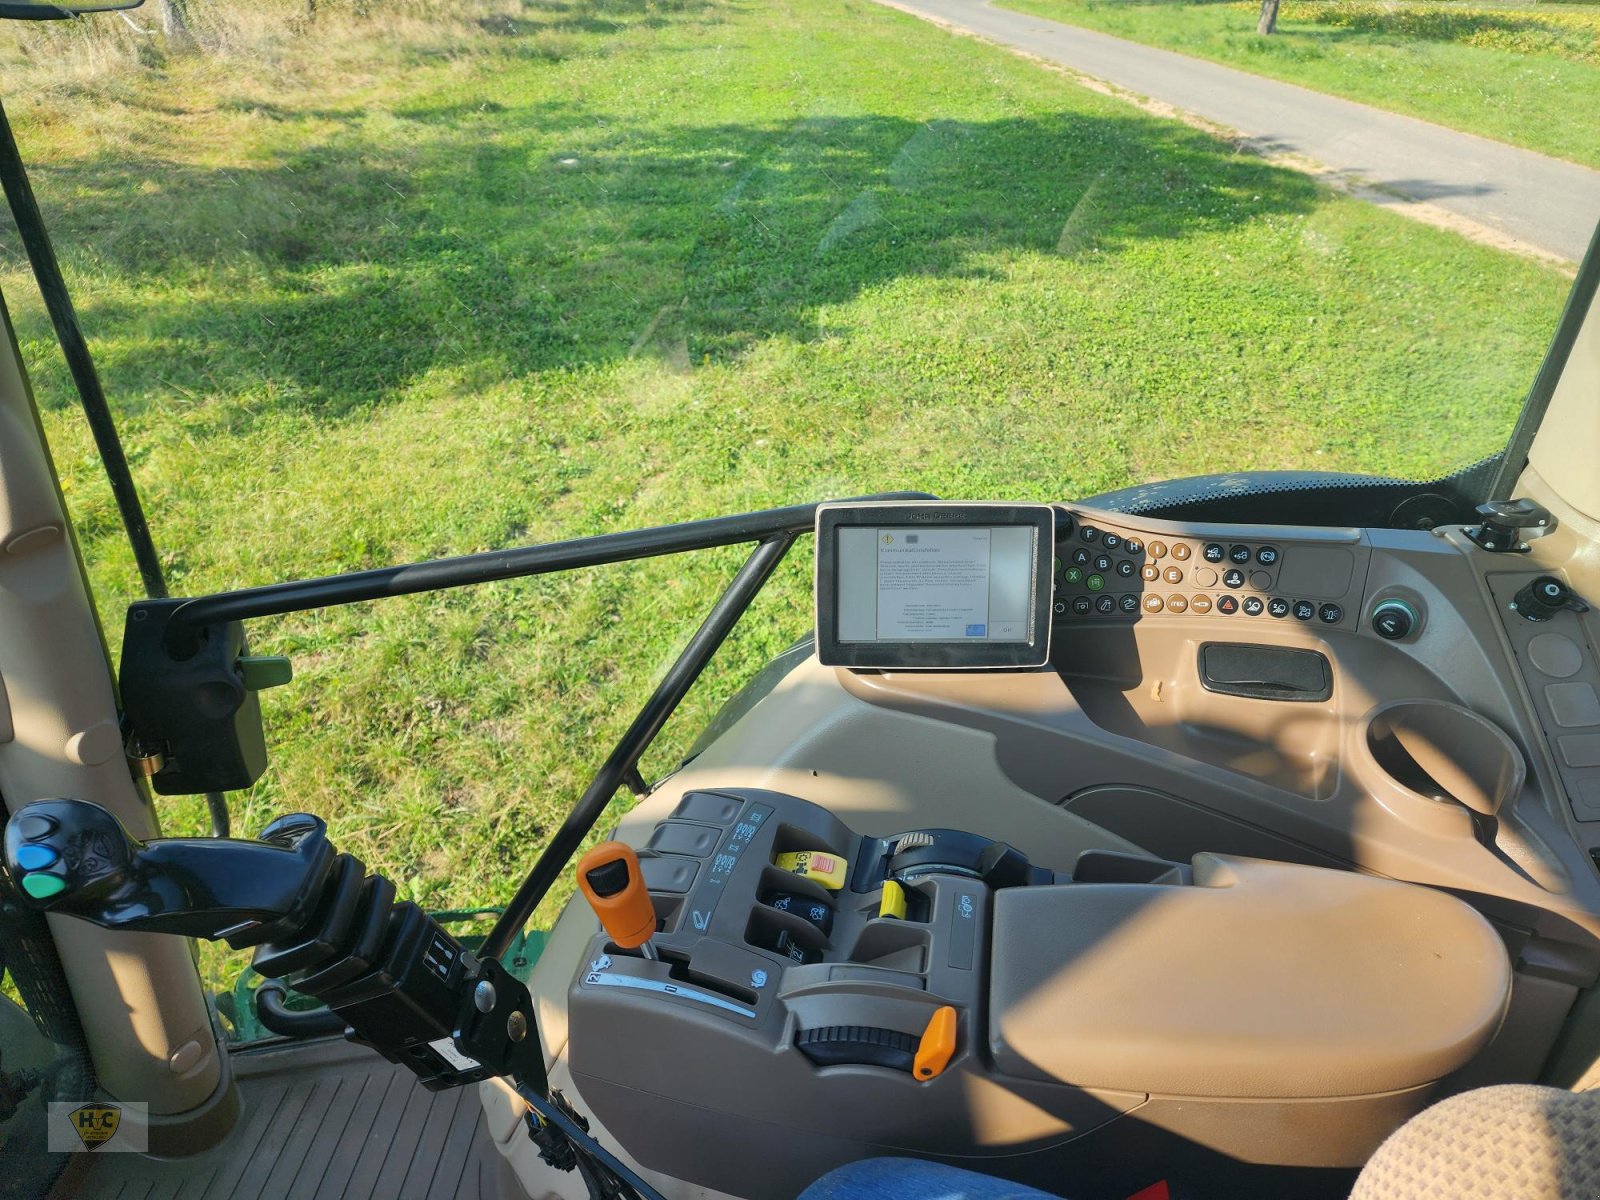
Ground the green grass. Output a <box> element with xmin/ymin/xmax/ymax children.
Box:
<box><xmin>999</xmin><ymin>0</ymin><xmax>1600</xmax><ymax>168</ymax></box>
<box><xmin>0</xmin><ymin>0</ymin><xmax>1570</xmax><ymax>1005</ymax></box>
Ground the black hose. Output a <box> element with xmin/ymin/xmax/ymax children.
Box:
<box><xmin>253</xmin><ymin>979</ymin><xmax>344</xmax><ymax>1038</ymax></box>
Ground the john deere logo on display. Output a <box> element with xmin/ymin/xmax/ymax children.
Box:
<box><xmin>70</xmin><ymin>1103</ymin><xmax>121</xmax><ymax>1149</ymax></box>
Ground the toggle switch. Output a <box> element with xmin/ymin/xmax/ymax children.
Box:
<box><xmin>772</xmin><ymin>929</ymin><xmax>821</xmax><ymax>965</ymax></box>
<box><xmin>764</xmin><ymin>891</ymin><xmax>833</xmax><ymax>935</ymax></box>
<box><xmin>878</xmin><ymin>880</ymin><xmax>908</xmax><ymax>920</ymax></box>
<box><xmin>773</xmin><ymin>850</ymin><xmax>848</xmax><ymax>890</ymax></box>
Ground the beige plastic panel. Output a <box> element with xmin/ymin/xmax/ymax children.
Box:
<box><xmin>0</xmin><ymin>304</ymin><xmax>222</xmax><ymax>1114</ymax></box>
<box><xmin>1527</xmin><ymin>280</ymin><xmax>1600</xmax><ymax>523</ymax></box>
<box><xmin>989</xmin><ymin>855</ymin><xmax>1511</xmax><ymax>1099</ymax></box>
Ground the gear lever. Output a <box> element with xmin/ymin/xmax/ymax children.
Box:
<box><xmin>575</xmin><ymin>842</ymin><xmax>659</xmax><ymax>960</ymax></box>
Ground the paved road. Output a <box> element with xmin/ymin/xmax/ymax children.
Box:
<box><xmin>879</xmin><ymin>0</ymin><xmax>1600</xmax><ymax>264</ymax></box>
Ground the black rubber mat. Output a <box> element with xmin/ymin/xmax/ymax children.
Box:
<box><xmin>59</xmin><ymin>1037</ymin><xmax>525</xmax><ymax>1200</ymax></box>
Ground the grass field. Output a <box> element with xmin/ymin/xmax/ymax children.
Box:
<box><xmin>0</xmin><ymin>0</ymin><xmax>1572</xmax><ymax>1004</ymax></box>
<box><xmin>1000</xmin><ymin>0</ymin><xmax>1600</xmax><ymax>168</ymax></box>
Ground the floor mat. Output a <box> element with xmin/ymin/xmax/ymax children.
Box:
<box><xmin>57</xmin><ymin>1037</ymin><xmax>524</xmax><ymax>1200</ymax></box>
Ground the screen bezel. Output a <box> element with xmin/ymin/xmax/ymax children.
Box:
<box><xmin>814</xmin><ymin>501</ymin><xmax>1055</xmax><ymax>670</ymax></box>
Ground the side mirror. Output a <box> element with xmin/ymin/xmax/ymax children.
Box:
<box><xmin>0</xmin><ymin>0</ymin><xmax>145</xmax><ymax>19</ymax></box>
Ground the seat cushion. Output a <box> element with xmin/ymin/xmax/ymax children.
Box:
<box><xmin>1352</xmin><ymin>1085</ymin><xmax>1600</xmax><ymax>1200</ymax></box>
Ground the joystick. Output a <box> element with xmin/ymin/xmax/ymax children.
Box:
<box><xmin>4</xmin><ymin>798</ymin><xmax>333</xmax><ymax>945</ymax></box>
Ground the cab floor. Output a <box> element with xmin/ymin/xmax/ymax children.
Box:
<box><xmin>55</xmin><ymin>1037</ymin><xmax>524</xmax><ymax>1200</ymax></box>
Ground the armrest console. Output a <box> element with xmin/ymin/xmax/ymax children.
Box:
<box><xmin>563</xmin><ymin>791</ymin><xmax>1513</xmax><ymax>1196</ymax></box>
<box><xmin>991</xmin><ymin>853</ymin><xmax>1512</xmax><ymax>1099</ymax></box>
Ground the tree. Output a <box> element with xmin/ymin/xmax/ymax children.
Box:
<box><xmin>1257</xmin><ymin>0</ymin><xmax>1280</xmax><ymax>35</ymax></box>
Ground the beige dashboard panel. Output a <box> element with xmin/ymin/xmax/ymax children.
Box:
<box><xmin>838</xmin><ymin>512</ymin><xmax>1600</xmax><ymax>959</ymax></box>
<box><xmin>990</xmin><ymin>854</ymin><xmax>1511</xmax><ymax>1099</ymax></box>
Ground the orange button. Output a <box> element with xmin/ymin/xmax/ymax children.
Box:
<box><xmin>1163</xmin><ymin>566</ymin><xmax>1183</xmax><ymax>584</ymax></box>
<box><xmin>1142</xmin><ymin>594</ymin><xmax>1164</xmax><ymax>613</ymax></box>
<box><xmin>1171</xmin><ymin>543</ymin><xmax>1192</xmax><ymax>561</ymax></box>
<box><xmin>914</xmin><ymin>1006</ymin><xmax>958</xmax><ymax>1080</ymax></box>
<box><xmin>1166</xmin><ymin>594</ymin><xmax>1188</xmax><ymax>613</ymax></box>
<box><xmin>1148</xmin><ymin>540</ymin><xmax>1167</xmax><ymax>560</ymax></box>
<box><xmin>1141</xmin><ymin>563</ymin><xmax>1160</xmax><ymax>582</ymax></box>
<box><xmin>1191</xmin><ymin>595</ymin><xmax>1213</xmax><ymax>613</ymax></box>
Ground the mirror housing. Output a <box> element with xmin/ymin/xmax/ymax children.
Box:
<box><xmin>0</xmin><ymin>0</ymin><xmax>145</xmax><ymax>19</ymax></box>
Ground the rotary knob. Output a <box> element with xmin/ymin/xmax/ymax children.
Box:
<box><xmin>1512</xmin><ymin>576</ymin><xmax>1590</xmax><ymax>623</ymax></box>
<box><xmin>1370</xmin><ymin>599</ymin><xmax>1419</xmax><ymax>641</ymax></box>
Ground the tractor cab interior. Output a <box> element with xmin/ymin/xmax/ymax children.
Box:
<box><xmin>4</xmin><ymin>38</ymin><xmax>1600</xmax><ymax>1200</ymax></box>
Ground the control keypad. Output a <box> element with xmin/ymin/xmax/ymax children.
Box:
<box><xmin>1053</xmin><ymin>519</ymin><xmax>1349</xmax><ymax>627</ymax></box>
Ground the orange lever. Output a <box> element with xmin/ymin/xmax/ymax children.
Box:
<box><xmin>576</xmin><ymin>842</ymin><xmax>657</xmax><ymax>953</ymax></box>
<box><xmin>913</xmin><ymin>1005</ymin><xmax>958</xmax><ymax>1080</ymax></box>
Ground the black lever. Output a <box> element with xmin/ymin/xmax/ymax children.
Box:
<box><xmin>1467</xmin><ymin>498</ymin><xmax>1555</xmax><ymax>553</ymax></box>
<box><xmin>4</xmin><ymin>798</ymin><xmax>333</xmax><ymax>945</ymax></box>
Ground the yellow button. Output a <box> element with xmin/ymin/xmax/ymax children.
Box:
<box><xmin>774</xmin><ymin>850</ymin><xmax>848</xmax><ymax>890</ymax></box>
<box><xmin>879</xmin><ymin>880</ymin><xmax>908</xmax><ymax>920</ymax></box>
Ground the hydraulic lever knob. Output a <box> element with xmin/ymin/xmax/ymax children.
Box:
<box><xmin>576</xmin><ymin>842</ymin><xmax>658</xmax><ymax>959</ymax></box>
<box><xmin>3</xmin><ymin>798</ymin><xmax>335</xmax><ymax>945</ymax></box>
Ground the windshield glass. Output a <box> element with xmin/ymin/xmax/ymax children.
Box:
<box><xmin>1</xmin><ymin>0</ymin><xmax>1591</xmax><ymax>1015</ymax></box>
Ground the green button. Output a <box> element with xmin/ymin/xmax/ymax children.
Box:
<box><xmin>22</xmin><ymin>873</ymin><xmax>66</xmax><ymax>900</ymax></box>
<box><xmin>1085</xmin><ymin>574</ymin><xmax>1105</xmax><ymax>592</ymax></box>
<box><xmin>1064</xmin><ymin>567</ymin><xmax>1084</xmax><ymax>585</ymax></box>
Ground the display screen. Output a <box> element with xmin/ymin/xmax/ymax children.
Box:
<box><xmin>836</xmin><ymin>525</ymin><xmax>1036</xmax><ymax>643</ymax></box>
<box><xmin>816</xmin><ymin>503</ymin><xmax>1054</xmax><ymax>670</ymax></box>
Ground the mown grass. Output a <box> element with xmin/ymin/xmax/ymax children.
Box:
<box><xmin>1000</xmin><ymin>0</ymin><xmax>1600</xmax><ymax>168</ymax></box>
<box><xmin>0</xmin><ymin>0</ymin><xmax>1571</xmax><ymax>1004</ymax></box>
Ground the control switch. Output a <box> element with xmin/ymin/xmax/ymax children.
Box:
<box><xmin>764</xmin><ymin>891</ymin><xmax>834</xmax><ymax>935</ymax></box>
<box><xmin>773</xmin><ymin>850</ymin><xmax>848</xmax><ymax>890</ymax></box>
<box><xmin>1371</xmin><ymin>599</ymin><xmax>1419</xmax><ymax>641</ymax></box>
